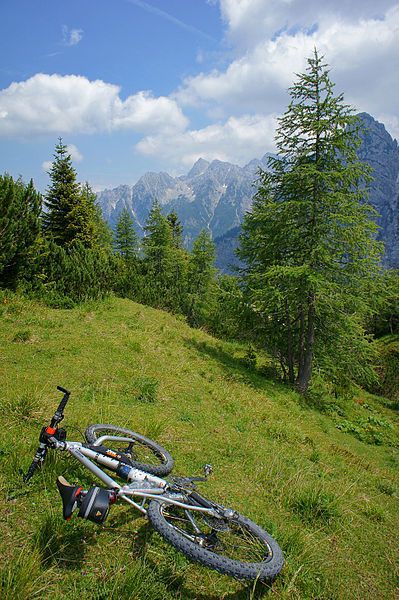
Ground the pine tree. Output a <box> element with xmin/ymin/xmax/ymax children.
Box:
<box><xmin>42</xmin><ymin>139</ymin><xmax>81</xmax><ymax>245</ymax></box>
<box><xmin>142</xmin><ymin>201</ymin><xmax>188</xmax><ymax>311</ymax></box>
<box><xmin>238</xmin><ymin>50</ymin><xmax>383</xmax><ymax>394</ymax></box>
<box><xmin>67</xmin><ymin>182</ymin><xmax>111</xmax><ymax>249</ymax></box>
<box><xmin>114</xmin><ymin>208</ymin><xmax>138</xmax><ymax>259</ymax></box>
<box><xmin>43</xmin><ymin>141</ymin><xmax>111</xmax><ymax>251</ymax></box>
<box><xmin>0</xmin><ymin>174</ymin><xmax>42</xmax><ymax>285</ymax></box>
<box><xmin>142</xmin><ymin>201</ymin><xmax>173</xmax><ymax>273</ymax></box>
<box><xmin>167</xmin><ymin>211</ymin><xmax>184</xmax><ymax>248</ymax></box>
<box><xmin>187</xmin><ymin>229</ymin><xmax>216</xmax><ymax>326</ymax></box>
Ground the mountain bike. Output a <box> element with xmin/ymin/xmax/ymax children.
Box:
<box><xmin>23</xmin><ymin>386</ymin><xmax>284</xmax><ymax>582</ymax></box>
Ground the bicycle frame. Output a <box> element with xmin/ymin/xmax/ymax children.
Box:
<box><xmin>52</xmin><ymin>435</ymin><xmax>217</xmax><ymax>518</ymax></box>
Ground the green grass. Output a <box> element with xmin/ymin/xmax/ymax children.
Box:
<box><xmin>0</xmin><ymin>291</ymin><xmax>398</xmax><ymax>599</ymax></box>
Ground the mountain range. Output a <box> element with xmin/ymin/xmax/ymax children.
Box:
<box><xmin>97</xmin><ymin>113</ymin><xmax>399</xmax><ymax>271</ymax></box>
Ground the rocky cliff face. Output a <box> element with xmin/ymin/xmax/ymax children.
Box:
<box><xmin>357</xmin><ymin>112</ymin><xmax>399</xmax><ymax>268</ymax></box>
<box><xmin>97</xmin><ymin>114</ymin><xmax>398</xmax><ymax>270</ymax></box>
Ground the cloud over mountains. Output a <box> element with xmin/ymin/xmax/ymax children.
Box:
<box><xmin>1</xmin><ymin>0</ymin><xmax>398</xmax><ymax>170</ymax></box>
<box><xmin>0</xmin><ymin>74</ymin><xmax>187</xmax><ymax>138</ymax></box>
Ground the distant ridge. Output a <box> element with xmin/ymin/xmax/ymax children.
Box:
<box><xmin>97</xmin><ymin>113</ymin><xmax>399</xmax><ymax>270</ymax></box>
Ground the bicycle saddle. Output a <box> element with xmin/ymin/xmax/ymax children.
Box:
<box><xmin>56</xmin><ymin>476</ymin><xmax>82</xmax><ymax>520</ymax></box>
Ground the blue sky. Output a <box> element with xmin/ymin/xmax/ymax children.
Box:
<box><xmin>1</xmin><ymin>0</ymin><xmax>399</xmax><ymax>192</ymax></box>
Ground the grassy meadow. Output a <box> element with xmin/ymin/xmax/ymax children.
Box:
<box><xmin>0</xmin><ymin>292</ymin><xmax>398</xmax><ymax>599</ymax></box>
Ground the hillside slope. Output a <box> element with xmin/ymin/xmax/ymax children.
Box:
<box><xmin>0</xmin><ymin>294</ymin><xmax>398</xmax><ymax>599</ymax></box>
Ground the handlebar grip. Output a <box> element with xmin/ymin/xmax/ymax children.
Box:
<box><xmin>57</xmin><ymin>386</ymin><xmax>70</xmax><ymax>395</ymax></box>
<box><xmin>55</xmin><ymin>387</ymin><xmax>70</xmax><ymax>415</ymax></box>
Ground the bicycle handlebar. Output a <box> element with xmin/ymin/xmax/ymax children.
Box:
<box><xmin>23</xmin><ymin>386</ymin><xmax>70</xmax><ymax>482</ymax></box>
<box><xmin>50</xmin><ymin>386</ymin><xmax>71</xmax><ymax>428</ymax></box>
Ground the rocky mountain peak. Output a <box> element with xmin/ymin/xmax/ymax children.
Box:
<box><xmin>186</xmin><ymin>158</ymin><xmax>210</xmax><ymax>179</ymax></box>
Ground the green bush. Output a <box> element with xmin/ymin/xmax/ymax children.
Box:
<box><xmin>336</xmin><ymin>414</ymin><xmax>396</xmax><ymax>446</ymax></box>
<box><xmin>290</xmin><ymin>487</ymin><xmax>339</xmax><ymax>525</ymax></box>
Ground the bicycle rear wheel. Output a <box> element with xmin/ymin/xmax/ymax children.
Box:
<box><xmin>85</xmin><ymin>424</ymin><xmax>174</xmax><ymax>476</ymax></box>
<box><xmin>147</xmin><ymin>494</ymin><xmax>284</xmax><ymax>582</ymax></box>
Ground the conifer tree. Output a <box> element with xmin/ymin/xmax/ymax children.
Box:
<box><xmin>42</xmin><ymin>141</ymin><xmax>107</xmax><ymax>249</ymax></box>
<box><xmin>42</xmin><ymin>139</ymin><xmax>81</xmax><ymax>245</ymax></box>
<box><xmin>114</xmin><ymin>207</ymin><xmax>138</xmax><ymax>259</ymax></box>
<box><xmin>187</xmin><ymin>229</ymin><xmax>216</xmax><ymax>325</ymax></box>
<box><xmin>67</xmin><ymin>182</ymin><xmax>110</xmax><ymax>249</ymax></box>
<box><xmin>167</xmin><ymin>211</ymin><xmax>184</xmax><ymax>248</ymax></box>
<box><xmin>142</xmin><ymin>201</ymin><xmax>188</xmax><ymax>311</ymax></box>
<box><xmin>0</xmin><ymin>174</ymin><xmax>42</xmax><ymax>285</ymax></box>
<box><xmin>143</xmin><ymin>201</ymin><xmax>173</xmax><ymax>273</ymax></box>
<box><xmin>239</xmin><ymin>50</ymin><xmax>383</xmax><ymax>394</ymax></box>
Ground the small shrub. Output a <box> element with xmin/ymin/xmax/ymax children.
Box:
<box><xmin>290</xmin><ymin>487</ymin><xmax>339</xmax><ymax>525</ymax></box>
<box><xmin>258</xmin><ymin>360</ymin><xmax>280</xmax><ymax>380</ymax></box>
<box><xmin>3</xmin><ymin>394</ymin><xmax>40</xmax><ymax>422</ymax></box>
<box><xmin>373</xmin><ymin>336</ymin><xmax>399</xmax><ymax>400</ymax></box>
<box><xmin>135</xmin><ymin>377</ymin><xmax>158</xmax><ymax>403</ymax></box>
<box><xmin>376</xmin><ymin>480</ymin><xmax>396</xmax><ymax>496</ymax></box>
<box><xmin>335</xmin><ymin>415</ymin><xmax>396</xmax><ymax>446</ymax></box>
<box><xmin>362</xmin><ymin>504</ymin><xmax>385</xmax><ymax>523</ymax></box>
<box><xmin>12</xmin><ymin>330</ymin><xmax>32</xmax><ymax>342</ymax></box>
<box><xmin>241</xmin><ymin>345</ymin><xmax>257</xmax><ymax>370</ymax></box>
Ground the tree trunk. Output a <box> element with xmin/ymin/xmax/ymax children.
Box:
<box><xmin>285</xmin><ymin>299</ymin><xmax>295</xmax><ymax>384</ymax></box>
<box><xmin>295</xmin><ymin>293</ymin><xmax>315</xmax><ymax>394</ymax></box>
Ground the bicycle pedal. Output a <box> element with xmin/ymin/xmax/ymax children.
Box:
<box><xmin>203</xmin><ymin>464</ymin><xmax>213</xmax><ymax>478</ymax></box>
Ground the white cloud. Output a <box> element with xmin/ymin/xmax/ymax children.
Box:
<box><xmin>177</xmin><ymin>4</ymin><xmax>399</xmax><ymax>121</ymax></box>
<box><xmin>63</xmin><ymin>26</ymin><xmax>84</xmax><ymax>46</ymax></box>
<box><xmin>218</xmin><ymin>0</ymin><xmax>398</xmax><ymax>49</ymax></box>
<box><xmin>136</xmin><ymin>113</ymin><xmax>278</xmax><ymax>167</ymax></box>
<box><xmin>66</xmin><ymin>143</ymin><xmax>83</xmax><ymax>162</ymax></box>
<box><xmin>0</xmin><ymin>74</ymin><xmax>188</xmax><ymax>138</ymax></box>
<box><xmin>41</xmin><ymin>160</ymin><xmax>53</xmax><ymax>172</ymax></box>
<box><xmin>377</xmin><ymin>114</ymin><xmax>399</xmax><ymax>141</ymax></box>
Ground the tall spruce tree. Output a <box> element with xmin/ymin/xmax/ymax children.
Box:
<box><xmin>114</xmin><ymin>207</ymin><xmax>138</xmax><ymax>259</ymax></box>
<box><xmin>143</xmin><ymin>201</ymin><xmax>173</xmax><ymax>272</ymax></box>
<box><xmin>187</xmin><ymin>229</ymin><xmax>216</xmax><ymax>326</ymax></box>
<box><xmin>238</xmin><ymin>50</ymin><xmax>382</xmax><ymax>394</ymax></box>
<box><xmin>142</xmin><ymin>201</ymin><xmax>188</xmax><ymax>311</ymax></box>
<box><xmin>42</xmin><ymin>139</ymin><xmax>81</xmax><ymax>244</ymax></box>
<box><xmin>43</xmin><ymin>140</ymin><xmax>105</xmax><ymax>248</ymax></box>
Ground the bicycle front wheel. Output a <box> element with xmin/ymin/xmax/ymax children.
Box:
<box><xmin>147</xmin><ymin>494</ymin><xmax>284</xmax><ymax>582</ymax></box>
<box><xmin>85</xmin><ymin>424</ymin><xmax>174</xmax><ymax>476</ymax></box>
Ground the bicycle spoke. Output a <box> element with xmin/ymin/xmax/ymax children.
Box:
<box><xmin>160</xmin><ymin>504</ymin><xmax>272</xmax><ymax>563</ymax></box>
